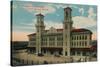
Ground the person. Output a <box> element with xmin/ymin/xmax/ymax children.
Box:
<box><xmin>70</xmin><ymin>57</ymin><xmax>73</xmax><ymax>62</ymax></box>
<box><xmin>44</xmin><ymin>60</ymin><xmax>48</xmax><ymax>64</ymax></box>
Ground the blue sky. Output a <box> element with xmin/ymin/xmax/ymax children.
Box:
<box><xmin>12</xmin><ymin>1</ymin><xmax>97</xmax><ymax>41</ymax></box>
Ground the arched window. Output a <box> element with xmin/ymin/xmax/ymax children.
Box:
<box><xmin>65</xmin><ymin>11</ymin><xmax>68</xmax><ymax>19</ymax></box>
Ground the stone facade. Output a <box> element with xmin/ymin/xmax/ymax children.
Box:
<box><xmin>27</xmin><ymin>7</ymin><xmax>92</xmax><ymax>57</ymax></box>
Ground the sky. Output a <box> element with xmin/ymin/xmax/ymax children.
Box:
<box><xmin>12</xmin><ymin>1</ymin><xmax>97</xmax><ymax>41</ymax></box>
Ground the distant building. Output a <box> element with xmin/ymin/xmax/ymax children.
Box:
<box><xmin>27</xmin><ymin>7</ymin><xmax>92</xmax><ymax>57</ymax></box>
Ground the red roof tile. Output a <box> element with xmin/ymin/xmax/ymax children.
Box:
<box><xmin>56</xmin><ymin>28</ymin><xmax>92</xmax><ymax>33</ymax></box>
<box><xmin>28</xmin><ymin>28</ymin><xmax>92</xmax><ymax>36</ymax></box>
<box><xmin>72</xmin><ymin>28</ymin><xmax>91</xmax><ymax>32</ymax></box>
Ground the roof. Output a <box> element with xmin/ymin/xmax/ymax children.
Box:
<box><xmin>56</xmin><ymin>28</ymin><xmax>92</xmax><ymax>33</ymax></box>
<box><xmin>27</xmin><ymin>33</ymin><xmax>36</xmax><ymax>36</ymax></box>
<box><xmin>36</xmin><ymin>13</ymin><xmax>44</xmax><ymax>16</ymax></box>
<box><xmin>64</xmin><ymin>7</ymin><xmax>72</xmax><ymax>11</ymax></box>
<box><xmin>72</xmin><ymin>28</ymin><xmax>92</xmax><ymax>33</ymax></box>
<box><xmin>28</xmin><ymin>28</ymin><xmax>92</xmax><ymax>36</ymax></box>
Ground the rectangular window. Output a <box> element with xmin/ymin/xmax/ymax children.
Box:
<box><xmin>71</xmin><ymin>42</ymin><xmax>73</xmax><ymax>47</ymax></box>
<box><xmin>71</xmin><ymin>51</ymin><xmax>75</xmax><ymax>55</ymax></box>
<box><xmin>85</xmin><ymin>35</ymin><xmax>87</xmax><ymax>40</ymax></box>
<box><xmin>77</xmin><ymin>51</ymin><xmax>80</xmax><ymax>56</ymax></box>
<box><xmin>72</xmin><ymin>36</ymin><xmax>73</xmax><ymax>40</ymax></box>
<box><xmin>77</xmin><ymin>36</ymin><xmax>78</xmax><ymax>40</ymax></box>
<box><xmin>85</xmin><ymin>41</ymin><xmax>87</xmax><ymax>46</ymax></box>
<box><xmin>74</xmin><ymin>42</ymin><xmax>76</xmax><ymax>47</ymax></box>
<box><xmin>80</xmin><ymin>35</ymin><xmax>81</xmax><ymax>40</ymax></box>
<box><xmin>77</xmin><ymin>42</ymin><xmax>78</xmax><ymax>47</ymax></box>
<box><xmin>65</xmin><ymin>52</ymin><xmax>67</xmax><ymax>56</ymax></box>
<box><xmin>74</xmin><ymin>36</ymin><xmax>76</xmax><ymax>40</ymax></box>
<box><xmin>82</xmin><ymin>35</ymin><xmax>84</xmax><ymax>40</ymax></box>
<box><xmin>82</xmin><ymin>41</ymin><xmax>84</xmax><ymax>46</ymax></box>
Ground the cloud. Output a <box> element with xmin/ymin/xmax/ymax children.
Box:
<box><xmin>92</xmin><ymin>33</ymin><xmax>97</xmax><ymax>40</ymax></box>
<box><xmin>79</xmin><ymin>8</ymin><xmax>84</xmax><ymax>15</ymax></box>
<box><xmin>13</xmin><ymin>21</ymin><xmax>36</xmax><ymax>33</ymax></box>
<box><xmin>47</xmin><ymin>4</ymin><xmax>67</xmax><ymax>9</ymax></box>
<box><xmin>44</xmin><ymin>20</ymin><xmax>63</xmax><ymax>30</ymax></box>
<box><xmin>48</xmin><ymin>4</ymin><xmax>78</xmax><ymax>9</ymax></box>
<box><xmin>86</xmin><ymin>25</ymin><xmax>97</xmax><ymax>32</ymax></box>
<box><xmin>41</xmin><ymin>5</ymin><xmax>56</xmax><ymax>15</ymax></box>
<box><xmin>23</xmin><ymin>3</ymin><xmax>34</xmax><ymax>13</ymax></box>
<box><xmin>54</xmin><ymin>4</ymin><xmax>68</xmax><ymax>9</ymax></box>
<box><xmin>88</xmin><ymin>7</ymin><xmax>96</xmax><ymax>19</ymax></box>
<box><xmin>15</xmin><ymin>2</ymin><xmax>80</xmax><ymax>16</ymax></box>
<box><xmin>23</xmin><ymin>3</ymin><xmax>56</xmax><ymax>15</ymax></box>
<box><xmin>72</xmin><ymin>16</ymin><xmax>96</xmax><ymax>28</ymax></box>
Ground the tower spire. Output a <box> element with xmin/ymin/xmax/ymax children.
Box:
<box><xmin>64</xmin><ymin>7</ymin><xmax>72</xmax><ymax>22</ymax></box>
<box><xmin>36</xmin><ymin>13</ymin><xmax>45</xmax><ymax>32</ymax></box>
<box><xmin>35</xmin><ymin>13</ymin><xmax>45</xmax><ymax>55</ymax></box>
<box><xmin>63</xmin><ymin>7</ymin><xmax>73</xmax><ymax>56</ymax></box>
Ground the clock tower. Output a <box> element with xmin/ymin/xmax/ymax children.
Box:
<box><xmin>35</xmin><ymin>13</ymin><xmax>45</xmax><ymax>54</ymax></box>
<box><xmin>63</xmin><ymin>7</ymin><xmax>73</xmax><ymax>56</ymax></box>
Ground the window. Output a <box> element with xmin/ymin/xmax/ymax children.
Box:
<box><xmin>71</xmin><ymin>42</ymin><xmax>73</xmax><ymax>47</ymax></box>
<box><xmin>49</xmin><ymin>37</ymin><xmax>55</xmax><ymax>41</ymax></box>
<box><xmin>85</xmin><ymin>41</ymin><xmax>87</xmax><ymax>46</ymax></box>
<box><xmin>77</xmin><ymin>51</ymin><xmax>80</xmax><ymax>56</ymax></box>
<box><xmin>74</xmin><ymin>42</ymin><xmax>76</xmax><ymax>47</ymax></box>
<box><xmin>43</xmin><ymin>50</ymin><xmax>46</xmax><ymax>54</ymax></box>
<box><xmin>30</xmin><ymin>42</ymin><xmax>36</xmax><ymax>46</ymax></box>
<box><xmin>71</xmin><ymin>51</ymin><xmax>75</xmax><ymax>55</ymax></box>
<box><xmin>65</xmin><ymin>11</ymin><xmax>68</xmax><ymax>18</ymax></box>
<box><xmin>59</xmin><ymin>51</ymin><xmax>62</xmax><ymax>55</ymax></box>
<box><xmin>75</xmin><ymin>36</ymin><xmax>76</xmax><ymax>40</ymax></box>
<box><xmin>72</xmin><ymin>36</ymin><xmax>73</xmax><ymax>40</ymax></box>
<box><xmin>77</xmin><ymin>42</ymin><xmax>78</xmax><ymax>47</ymax></box>
<box><xmin>57</xmin><ymin>36</ymin><xmax>63</xmax><ymax>41</ymax></box>
<box><xmin>85</xmin><ymin>35</ymin><xmax>87</xmax><ymax>40</ymax></box>
<box><xmin>29</xmin><ymin>38</ymin><xmax>36</xmax><ymax>41</ymax></box>
<box><xmin>57</xmin><ymin>41</ymin><xmax>63</xmax><ymax>46</ymax></box>
<box><xmin>83</xmin><ymin>52</ymin><xmax>86</xmax><ymax>56</ymax></box>
<box><xmin>82</xmin><ymin>35</ymin><xmax>84</xmax><ymax>40</ymax></box>
<box><xmin>82</xmin><ymin>41</ymin><xmax>84</xmax><ymax>46</ymax></box>
<box><xmin>80</xmin><ymin>36</ymin><xmax>81</xmax><ymax>40</ymax></box>
<box><xmin>65</xmin><ymin>52</ymin><xmax>67</xmax><ymax>56</ymax></box>
<box><xmin>74</xmin><ymin>36</ymin><xmax>75</xmax><ymax>40</ymax></box>
<box><xmin>51</xmin><ymin>51</ymin><xmax>53</xmax><ymax>55</ymax></box>
<box><xmin>42</xmin><ymin>37</ymin><xmax>47</xmax><ymax>41</ymax></box>
<box><xmin>77</xmin><ymin>36</ymin><xmax>78</xmax><ymax>40</ymax></box>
